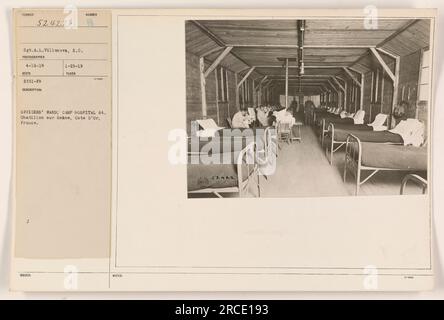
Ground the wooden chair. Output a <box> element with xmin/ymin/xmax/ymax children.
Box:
<box><xmin>291</xmin><ymin>121</ymin><xmax>303</xmax><ymax>142</ymax></box>
<box><xmin>277</xmin><ymin>121</ymin><xmax>292</xmax><ymax>144</ymax></box>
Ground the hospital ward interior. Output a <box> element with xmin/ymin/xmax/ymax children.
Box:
<box><xmin>185</xmin><ymin>19</ymin><xmax>430</xmax><ymax>198</ymax></box>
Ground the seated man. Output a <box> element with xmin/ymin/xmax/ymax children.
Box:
<box><xmin>231</xmin><ymin>109</ymin><xmax>251</xmax><ymax>128</ymax></box>
<box><xmin>290</xmin><ymin>98</ymin><xmax>298</xmax><ymax>117</ymax></box>
<box><xmin>256</xmin><ymin>106</ymin><xmax>269</xmax><ymax>127</ymax></box>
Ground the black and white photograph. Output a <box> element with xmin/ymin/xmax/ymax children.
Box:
<box><xmin>3</xmin><ymin>5</ymin><xmax>441</xmax><ymax>296</ymax></box>
<box><xmin>186</xmin><ymin>18</ymin><xmax>431</xmax><ymax>198</ymax></box>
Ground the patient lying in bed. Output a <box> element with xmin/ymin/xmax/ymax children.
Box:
<box><xmin>325</xmin><ymin>110</ymin><xmax>366</xmax><ymax>127</ymax></box>
<box><xmin>332</xmin><ymin>118</ymin><xmax>424</xmax><ymax>146</ymax></box>
<box><xmin>329</xmin><ymin>113</ymin><xmax>388</xmax><ymax>131</ymax></box>
<box><xmin>232</xmin><ymin>110</ymin><xmax>253</xmax><ymax>129</ymax></box>
<box><xmin>257</xmin><ymin>106</ymin><xmax>270</xmax><ymax>127</ymax></box>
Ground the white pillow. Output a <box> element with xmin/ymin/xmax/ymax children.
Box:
<box><xmin>196</xmin><ymin>128</ymin><xmax>220</xmax><ymax>138</ymax></box>
<box><xmin>371</xmin><ymin>125</ymin><xmax>387</xmax><ymax>132</ymax></box>
<box><xmin>369</xmin><ymin>113</ymin><xmax>387</xmax><ymax>127</ymax></box>
<box><xmin>353</xmin><ymin>110</ymin><xmax>365</xmax><ymax>124</ymax></box>
<box><xmin>390</xmin><ymin>119</ymin><xmax>424</xmax><ymax>147</ymax></box>
<box><xmin>196</xmin><ymin>118</ymin><xmax>221</xmax><ymax>130</ymax></box>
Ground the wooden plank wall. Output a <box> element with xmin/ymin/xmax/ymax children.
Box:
<box><xmin>353</xmin><ymin>49</ymin><xmax>422</xmax><ymax>124</ymax></box>
<box><xmin>205</xmin><ymin>64</ymin><xmax>218</xmax><ymax>122</ymax></box>
<box><xmin>381</xmin><ymin>70</ymin><xmax>394</xmax><ymax>117</ymax></box>
<box><xmin>186</xmin><ymin>51</ymin><xmax>202</xmax><ymax>133</ymax></box>
<box><xmin>398</xmin><ymin>50</ymin><xmax>422</xmax><ymax>118</ymax></box>
<box><xmin>227</xmin><ymin>71</ymin><xmax>237</xmax><ymax>119</ymax></box>
<box><xmin>361</xmin><ymin>68</ymin><xmax>391</xmax><ymax>122</ymax></box>
<box><xmin>363</xmin><ymin>72</ymin><xmax>373</xmax><ymax>122</ymax></box>
<box><xmin>186</xmin><ymin>50</ymin><xmax>239</xmax><ymax>133</ymax></box>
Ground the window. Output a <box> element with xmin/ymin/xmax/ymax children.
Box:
<box><xmin>216</xmin><ymin>66</ymin><xmax>229</xmax><ymax>102</ymax></box>
<box><xmin>418</xmin><ymin>49</ymin><xmax>430</xmax><ymax>102</ymax></box>
<box><xmin>374</xmin><ymin>68</ymin><xmax>380</xmax><ymax>103</ymax></box>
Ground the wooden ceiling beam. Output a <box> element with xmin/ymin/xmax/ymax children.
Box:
<box><xmin>375</xmin><ymin>47</ymin><xmax>399</xmax><ymax>60</ymax></box>
<box><xmin>305</xmin><ymin>66</ymin><xmax>345</xmax><ymax>69</ymax></box>
<box><xmin>229</xmin><ymin>44</ymin><xmax>299</xmax><ymax>48</ymax></box>
<box><xmin>348</xmin><ymin>66</ymin><xmax>364</xmax><ymax>76</ymax></box>
<box><xmin>226</xmin><ymin>44</ymin><xmax>374</xmax><ymax>49</ymax></box>
<box><xmin>201</xmin><ymin>46</ymin><xmax>224</xmax><ymax>58</ymax></box>
<box><xmin>254</xmin><ymin>75</ymin><xmax>268</xmax><ymax>91</ymax></box>
<box><xmin>237</xmin><ymin>66</ymin><xmax>256</xmax><ymax>89</ymax></box>
<box><xmin>278</xmin><ymin>78</ymin><xmax>328</xmax><ymax>81</ymax></box>
<box><xmin>204</xmin><ymin>46</ymin><xmax>233</xmax><ymax>78</ymax></box>
<box><xmin>343</xmin><ymin>67</ymin><xmax>362</xmax><ymax>87</ymax></box>
<box><xmin>286</xmin><ymin>85</ymin><xmax>323</xmax><ymax>87</ymax></box>
<box><xmin>346</xmin><ymin>48</ymin><xmax>371</xmax><ymax>72</ymax></box>
<box><xmin>267</xmin><ymin>75</ymin><xmax>336</xmax><ymax>78</ymax></box>
<box><xmin>195</xmin><ymin>19</ymin><xmax>420</xmax><ymax>77</ymax></box>
<box><xmin>346</xmin><ymin>21</ymin><xmax>417</xmax><ymax>73</ymax></box>
<box><xmin>263</xmin><ymin>79</ymin><xmax>273</xmax><ymax>89</ymax></box>
<box><xmin>377</xmin><ymin>19</ymin><xmax>419</xmax><ymax>48</ymax></box>
<box><xmin>254</xmin><ymin>65</ymin><xmax>345</xmax><ymax>69</ymax></box>
<box><xmin>256</xmin><ymin>65</ymin><xmax>298</xmax><ymax>68</ymax></box>
<box><xmin>192</xmin><ymin>20</ymin><xmax>225</xmax><ymax>46</ymax></box>
<box><xmin>274</xmin><ymin>80</ymin><xmax>327</xmax><ymax>84</ymax></box>
<box><xmin>370</xmin><ymin>48</ymin><xmax>395</xmax><ymax>82</ymax></box>
<box><xmin>191</xmin><ymin>20</ymin><xmax>262</xmax><ymax>76</ymax></box>
<box><xmin>238</xmin><ymin>66</ymin><xmax>253</xmax><ymax>74</ymax></box>
<box><xmin>335</xmin><ymin>76</ymin><xmax>346</xmax><ymax>86</ymax></box>
<box><xmin>331</xmin><ymin>76</ymin><xmax>345</xmax><ymax>92</ymax></box>
<box><xmin>305</xmin><ymin>45</ymin><xmax>375</xmax><ymax>49</ymax></box>
<box><xmin>327</xmin><ymin>79</ymin><xmax>339</xmax><ymax>93</ymax></box>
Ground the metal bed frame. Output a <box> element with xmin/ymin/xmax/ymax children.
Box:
<box><xmin>314</xmin><ymin>111</ymin><xmax>338</xmax><ymax>142</ymax></box>
<box><xmin>320</xmin><ymin>117</ymin><xmax>334</xmax><ymax>145</ymax></box>
<box><xmin>343</xmin><ymin>134</ymin><xmax>425</xmax><ymax>196</ymax></box>
<box><xmin>326</xmin><ymin>119</ymin><xmax>396</xmax><ymax>165</ymax></box>
<box><xmin>188</xmin><ymin>127</ymin><xmax>274</xmax><ymax>198</ymax></box>
<box><xmin>325</xmin><ymin>122</ymin><xmax>349</xmax><ymax>165</ymax></box>
<box><xmin>400</xmin><ymin>174</ymin><xmax>427</xmax><ymax>195</ymax></box>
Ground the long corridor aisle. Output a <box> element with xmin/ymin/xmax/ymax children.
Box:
<box><xmin>261</xmin><ymin>126</ymin><xmax>349</xmax><ymax>197</ymax></box>
<box><xmin>260</xmin><ymin>126</ymin><xmax>423</xmax><ymax>197</ymax></box>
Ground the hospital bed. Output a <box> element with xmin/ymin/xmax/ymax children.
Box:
<box><xmin>313</xmin><ymin>109</ymin><xmax>341</xmax><ymax>127</ymax></box>
<box><xmin>187</xmin><ymin>126</ymin><xmax>275</xmax><ymax>198</ymax></box>
<box><xmin>343</xmin><ymin>134</ymin><xmax>427</xmax><ymax>195</ymax></box>
<box><xmin>324</xmin><ymin>116</ymin><xmax>418</xmax><ymax>165</ymax></box>
<box><xmin>320</xmin><ymin>110</ymin><xmax>366</xmax><ymax>145</ymax></box>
